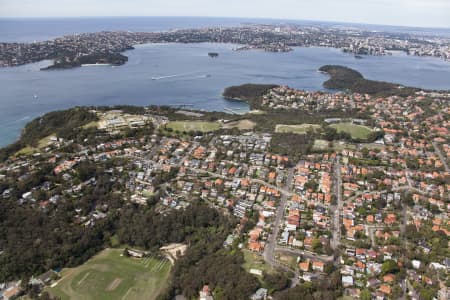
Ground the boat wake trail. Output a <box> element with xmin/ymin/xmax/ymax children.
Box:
<box><xmin>151</xmin><ymin>72</ymin><xmax>211</xmax><ymax>81</ymax></box>
<box><xmin>151</xmin><ymin>74</ymin><xmax>180</xmax><ymax>80</ymax></box>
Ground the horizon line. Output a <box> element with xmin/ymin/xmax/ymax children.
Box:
<box><xmin>0</xmin><ymin>15</ymin><xmax>449</xmax><ymax>30</ymax></box>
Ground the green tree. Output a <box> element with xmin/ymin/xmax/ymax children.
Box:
<box><xmin>381</xmin><ymin>259</ymin><xmax>400</xmax><ymax>275</ymax></box>
<box><xmin>420</xmin><ymin>287</ymin><xmax>438</xmax><ymax>300</ymax></box>
<box><xmin>324</xmin><ymin>127</ymin><xmax>338</xmax><ymax>141</ymax></box>
<box><xmin>263</xmin><ymin>271</ymin><xmax>290</xmax><ymax>292</ymax></box>
<box><xmin>312</xmin><ymin>238</ymin><xmax>322</xmax><ymax>253</ymax></box>
<box><xmin>360</xmin><ymin>288</ymin><xmax>371</xmax><ymax>300</ymax></box>
<box><xmin>324</xmin><ymin>262</ymin><xmax>334</xmax><ymax>274</ymax></box>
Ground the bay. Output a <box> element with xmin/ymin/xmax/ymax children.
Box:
<box><xmin>1</xmin><ymin>36</ymin><xmax>450</xmax><ymax>147</ymax></box>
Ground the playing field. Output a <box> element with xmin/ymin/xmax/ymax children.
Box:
<box><xmin>330</xmin><ymin>122</ymin><xmax>373</xmax><ymax>139</ymax></box>
<box><xmin>275</xmin><ymin>124</ymin><xmax>321</xmax><ymax>134</ymax></box>
<box><xmin>48</xmin><ymin>249</ymin><xmax>171</xmax><ymax>300</ymax></box>
<box><xmin>222</xmin><ymin>119</ymin><xmax>256</xmax><ymax>130</ymax></box>
<box><xmin>166</xmin><ymin>121</ymin><xmax>221</xmax><ymax>132</ymax></box>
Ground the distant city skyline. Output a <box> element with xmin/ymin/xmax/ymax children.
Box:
<box><xmin>1</xmin><ymin>0</ymin><xmax>450</xmax><ymax>28</ymax></box>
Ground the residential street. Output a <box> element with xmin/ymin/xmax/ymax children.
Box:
<box><xmin>432</xmin><ymin>141</ymin><xmax>450</xmax><ymax>172</ymax></box>
<box><xmin>330</xmin><ymin>156</ymin><xmax>342</xmax><ymax>251</ymax></box>
<box><xmin>263</xmin><ymin>166</ymin><xmax>298</xmax><ymax>286</ymax></box>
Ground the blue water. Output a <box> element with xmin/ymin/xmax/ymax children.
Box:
<box><xmin>2</xmin><ymin>16</ymin><xmax>450</xmax><ymax>43</ymax></box>
<box><xmin>1</xmin><ymin>17</ymin><xmax>450</xmax><ymax>147</ymax></box>
<box><xmin>0</xmin><ymin>16</ymin><xmax>253</xmax><ymax>42</ymax></box>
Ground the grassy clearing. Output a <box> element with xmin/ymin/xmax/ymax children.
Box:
<box><xmin>166</xmin><ymin>121</ymin><xmax>221</xmax><ymax>132</ymax></box>
<box><xmin>15</xmin><ymin>135</ymin><xmax>56</xmax><ymax>156</ymax></box>
<box><xmin>275</xmin><ymin>124</ymin><xmax>321</xmax><ymax>134</ymax></box>
<box><xmin>37</xmin><ymin>135</ymin><xmax>57</xmax><ymax>148</ymax></box>
<box><xmin>47</xmin><ymin>248</ymin><xmax>171</xmax><ymax>300</ymax></box>
<box><xmin>274</xmin><ymin>251</ymin><xmax>299</xmax><ymax>270</ymax></box>
<box><xmin>222</xmin><ymin>119</ymin><xmax>256</xmax><ymax>130</ymax></box>
<box><xmin>81</xmin><ymin>121</ymin><xmax>99</xmax><ymax>129</ymax></box>
<box><xmin>15</xmin><ymin>146</ymin><xmax>37</xmax><ymax>156</ymax></box>
<box><xmin>142</xmin><ymin>190</ymin><xmax>155</xmax><ymax>198</ymax></box>
<box><xmin>313</xmin><ymin>139</ymin><xmax>383</xmax><ymax>153</ymax></box>
<box><xmin>333</xmin><ymin>141</ymin><xmax>358</xmax><ymax>151</ymax></box>
<box><xmin>312</xmin><ymin>139</ymin><xmax>331</xmax><ymax>151</ymax></box>
<box><xmin>330</xmin><ymin>122</ymin><xmax>373</xmax><ymax>139</ymax></box>
<box><xmin>242</xmin><ymin>250</ymin><xmax>275</xmax><ymax>275</ymax></box>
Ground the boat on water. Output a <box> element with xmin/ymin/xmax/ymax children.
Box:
<box><xmin>208</xmin><ymin>52</ymin><xmax>219</xmax><ymax>58</ymax></box>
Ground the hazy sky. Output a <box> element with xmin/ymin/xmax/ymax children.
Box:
<box><xmin>1</xmin><ymin>0</ymin><xmax>450</xmax><ymax>28</ymax></box>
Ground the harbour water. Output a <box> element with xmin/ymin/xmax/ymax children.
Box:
<box><xmin>1</xmin><ymin>18</ymin><xmax>450</xmax><ymax>147</ymax></box>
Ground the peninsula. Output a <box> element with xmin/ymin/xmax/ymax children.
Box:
<box><xmin>319</xmin><ymin>65</ymin><xmax>420</xmax><ymax>96</ymax></box>
<box><xmin>41</xmin><ymin>52</ymin><xmax>129</xmax><ymax>70</ymax></box>
<box><xmin>1</xmin><ymin>24</ymin><xmax>449</xmax><ymax>69</ymax></box>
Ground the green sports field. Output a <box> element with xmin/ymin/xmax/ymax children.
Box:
<box><xmin>330</xmin><ymin>122</ymin><xmax>373</xmax><ymax>139</ymax></box>
<box><xmin>166</xmin><ymin>121</ymin><xmax>221</xmax><ymax>132</ymax></box>
<box><xmin>48</xmin><ymin>249</ymin><xmax>171</xmax><ymax>300</ymax></box>
<box><xmin>275</xmin><ymin>124</ymin><xmax>321</xmax><ymax>134</ymax></box>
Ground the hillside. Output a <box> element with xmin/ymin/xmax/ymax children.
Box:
<box><xmin>222</xmin><ymin>84</ymin><xmax>278</xmax><ymax>109</ymax></box>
